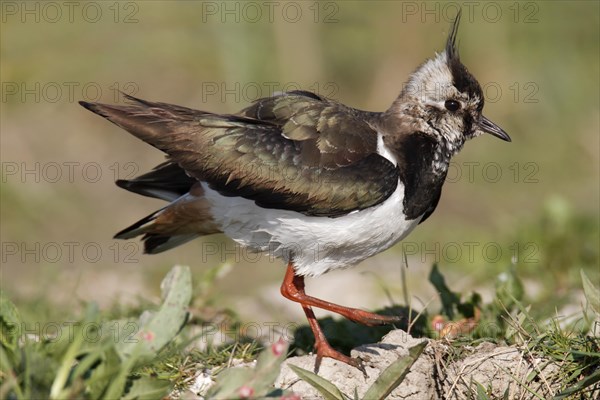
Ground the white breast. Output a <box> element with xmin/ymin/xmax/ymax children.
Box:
<box><xmin>202</xmin><ymin>179</ymin><xmax>421</xmax><ymax>277</ymax></box>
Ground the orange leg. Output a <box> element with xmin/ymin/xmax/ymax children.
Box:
<box><xmin>280</xmin><ymin>262</ymin><xmax>400</xmax><ymax>372</ymax></box>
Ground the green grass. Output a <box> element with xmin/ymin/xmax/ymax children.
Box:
<box><xmin>2</xmin><ymin>206</ymin><xmax>598</xmax><ymax>399</ymax></box>
<box><xmin>3</xmin><ymin>265</ymin><xmax>597</xmax><ymax>399</ymax></box>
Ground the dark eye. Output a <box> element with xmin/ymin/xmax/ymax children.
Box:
<box><xmin>444</xmin><ymin>100</ymin><xmax>461</xmax><ymax>112</ymax></box>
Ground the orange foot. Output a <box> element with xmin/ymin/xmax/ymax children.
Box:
<box><xmin>312</xmin><ymin>331</ymin><xmax>366</xmax><ymax>376</ymax></box>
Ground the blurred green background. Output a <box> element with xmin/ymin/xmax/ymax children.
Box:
<box><xmin>1</xmin><ymin>1</ymin><xmax>598</xmax><ymax>322</ymax></box>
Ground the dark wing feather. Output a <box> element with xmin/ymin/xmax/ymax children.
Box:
<box><xmin>80</xmin><ymin>92</ymin><xmax>398</xmax><ymax>217</ymax></box>
<box><xmin>240</xmin><ymin>90</ymin><xmax>378</xmax><ymax>168</ymax></box>
<box><xmin>116</xmin><ymin>161</ymin><xmax>196</xmax><ymax>201</ymax></box>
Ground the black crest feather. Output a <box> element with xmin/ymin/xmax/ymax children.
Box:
<box><xmin>446</xmin><ymin>9</ymin><xmax>462</xmax><ymax>61</ymax></box>
<box><xmin>444</xmin><ymin>10</ymin><xmax>482</xmax><ymax>101</ymax></box>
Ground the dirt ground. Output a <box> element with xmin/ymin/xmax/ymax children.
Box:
<box><xmin>276</xmin><ymin>329</ymin><xmax>573</xmax><ymax>399</ymax></box>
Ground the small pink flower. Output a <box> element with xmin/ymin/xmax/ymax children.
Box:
<box><xmin>279</xmin><ymin>394</ymin><xmax>301</xmax><ymax>400</ymax></box>
<box><xmin>431</xmin><ymin>316</ymin><xmax>445</xmax><ymax>331</ymax></box>
<box><xmin>140</xmin><ymin>331</ymin><xmax>155</xmax><ymax>342</ymax></box>
<box><xmin>238</xmin><ymin>385</ymin><xmax>254</xmax><ymax>398</ymax></box>
<box><xmin>271</xmin><ymin>338</ymin><xmax>287</xmax><ymax>356</ymax></box>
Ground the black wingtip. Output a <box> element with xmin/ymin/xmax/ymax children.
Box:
<box><xmin>79</xmin><ymin>100</ymin><xmax>111</xmax><ymax>118</ymax></box>
<box><xmin>79</xmin><ymin>100</ymin><xmax>95</xmax><ymax>111</ymax></box>
<box><xmin>115</xmin><ymin>179</ymin><xmax>131</xmax><ymax>189</ymax></box>
<box><xmin>142</xmin><ymin>235</ymin><xmax>171</xmax><ymax>254</ymax></box>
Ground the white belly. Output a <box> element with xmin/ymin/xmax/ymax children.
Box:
<box><xmin>203</xmin><ymin>180</ymin><xmax>421</xmax><ymax>276</ymax></box>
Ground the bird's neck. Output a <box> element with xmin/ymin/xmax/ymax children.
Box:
<box><xmin>378</xmin><ymin>110</ymin><xmax>465</xmax><ymax>175</ymax></box>
<box><xmin>431</xmin><ymin>134</ymin><xmax>465</xmax><ymax>173</ymax></box>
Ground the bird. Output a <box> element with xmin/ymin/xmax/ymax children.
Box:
<box><xmin>80</xmin><ymin>11</ymin><xmax>510</xmax><ymax>373</ymax></box>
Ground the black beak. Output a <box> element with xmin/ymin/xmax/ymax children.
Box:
<box><xmin>479</xmin><ymin>115</ymin><xmax>511</xmax><ymax>142</ymax></box>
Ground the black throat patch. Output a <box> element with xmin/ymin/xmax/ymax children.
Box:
<box><xmin>394</xmin><ymin>132</ymin><xmax>448</xmax><ymax>222</ymax></box>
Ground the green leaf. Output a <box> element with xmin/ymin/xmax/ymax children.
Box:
<box><xmin>474</xmin><ymin>380</ymin><xmax>492</xmax><ymax>400</ymax></box>
<box><xmin>504</xmin><ymin>305</ymin><xmax>531</xmax><ymax>343</ymax></box>
<box><xmin>206</xmin><ymin>368</ymin><xmax>254</xmax><ymax>399</ymax></box>
<box><xmin>429</xmin><ymin>264</ymin><xmax>460</xmax><ymax>319</ymax></box>
<box><xmin>207</xmin><ymin>340</ymin><xmax>289</xmax><ymax>399</ymax></box>
<box><xmin>0</xmin><ymin>344</ymin><xmax>25</xmax><ymax>400</ymax></box>
<box><xmin>362</xmin><ymin>341</ymin><xmax>427</xmax><ymax>400</ymax></box>
<box><xmin>553</xmin><ymin>368</ymin><xmax>600</xmax><ymax>399</ymax></box>
<box><xmin>102</xmin><ymin>344</ymin><xmax>141</xmax><ymax>400</ymax></box>
<box><xmin>121</xmin><ymin>376</ymin><xmax>172</xmax><ymax>400</ymax></box>
<box><xmin>86</xmin><ymin>347</ymin><xmax>123</xmax><ymax>400</ymax></box>
<box><xmin>49</xmin><ymin>303</ymin><xmax>100</xmax><ymax>400</ymax></box>
<box><xmin>248</xmin><ymin>340</ymin><xmax>289</xmax><ymax>396</ymax></box>
<box><xmin>116</xmin><ymin>265</ymin><xmax>192</xmax><ymax>363</ymax></box>
<box><xmin>107</xmin><ymin>266</ymin><xmax>193</xmax><ymax>396</ymax></box>
<box><xmin>288</xmin><ymin>364</ymin><xmax>345</xmax><ymax>400</ymax></box>
<box><xmin>495</xmin><ymin>267</ymin><xmax>524</xmax><ymax>309</ymax></box>
<box><xmin>196</xmin><ymin>263</ymin><xmax>231</xmax><ymax>299</ymax></box>
<box><xmin>581</xmin><ymin>270</ymin><xmax>600</xmax><ymax>315</ymax></box>
<box><xmin>0</xmin><ymin>291</ymin><xmax>21</xmax><ymax>352</ymax></box>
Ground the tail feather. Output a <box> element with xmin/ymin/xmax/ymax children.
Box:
<box><xmin>116</xmin><ymin>161</ymin><xmax>196</xmax><ymax>202</ymax></box>
<box><xmin>142</xmin><ymin>233</ymin><xmax>199</xmax><ymax>254</ymax></box>
<box><xmin>114</xmin><ymin>208</ymin><xmax>199</xmax><ymax>253</ymax></box>
<box><xmin>114</xmin><ymin>206</ymin><xmax>204</xmax><ymax>254</ymax></box>
<box><xmin>81</xmin><ymin>95</ymin><xmax>222</xmax><ymax>253</ymax></box>
<box><xmin>114</xmin><ymin>209</ymin><xmax>162</xmax><ymax>240</ymax></box>
<box><xmin>113</xmin><ymin>185</ymin><xmax>220</xmax><ymax>253</ymax></box>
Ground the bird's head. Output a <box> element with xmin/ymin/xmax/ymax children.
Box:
<box><xmin>390</xmin><ymin>11</ymin><xmax>510</xmax><ymax>154</ymax></box>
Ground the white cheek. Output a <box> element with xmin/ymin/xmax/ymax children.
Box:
<box><xmin>425</xmin><ymin>100</ymin><xmax>446</xmax><ymax>110</ymax></box>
